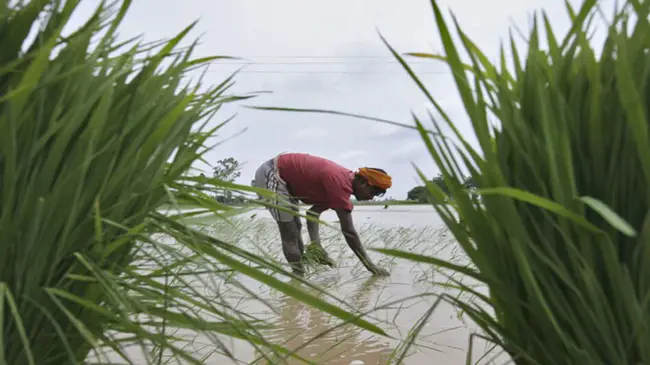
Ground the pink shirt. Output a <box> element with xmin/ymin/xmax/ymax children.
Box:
<box><xmin>276</xmin><ymin>153</ymin><xmax>354</xmax><ymax>211</ymax></box>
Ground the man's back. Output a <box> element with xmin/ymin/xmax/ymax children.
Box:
<box><xmin>276</xmin><ymin>153</ymin><xmax>354</xmax><ymax>210</ymax></box>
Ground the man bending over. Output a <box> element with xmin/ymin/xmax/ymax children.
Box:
<box><xmin>252</xmin><ymin>152</ymin><xmax>391</xmax><ymax>276</ymax></box>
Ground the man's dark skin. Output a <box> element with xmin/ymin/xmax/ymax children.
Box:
<box><xmin>276</xmin><ymin>171</ymin><xmax>390</xmax><ymax>276</ymax></box>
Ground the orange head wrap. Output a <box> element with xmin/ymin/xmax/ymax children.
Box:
<box><xmin>357</xmin><ymin>168</ymin><xmax>392</xmax><ymax>190</ymax></box>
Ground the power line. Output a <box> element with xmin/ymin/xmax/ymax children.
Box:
<box><xmin>211</xmin><ymin>54</ymin><xmax>514</xmax><ymax>61</ymax></box>
<box><xmin>190</xmin><ymin>54</ymin><xmax>516</xmax><ymax>76</ymax></box>
<box><xmin>212</xmin><ymin>60</ymin><xmax>434</xmax><ymax>65</ymax></box>
<box><xmin>235</xmin><ymin>70</ymin><xmax>450</xmax><ymax>75</ymax></box>
<box><xmin>197</xmin><ymin>54</ymin><xmax>514</xmax><ymax>75</ymax></box>
<box><xmin>220</xmin><ymin>55</ymin><xmax>420</xmax><ymax>59</ymax></box>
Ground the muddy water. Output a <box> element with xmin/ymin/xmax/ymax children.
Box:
<box><xmin>197</xmin><ymin>205</ymin><xmax>509</xmax><ymax>365</ymax></box>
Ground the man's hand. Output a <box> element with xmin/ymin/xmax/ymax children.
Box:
<box><xmin>334</xmin><ymin>208</ymin><xmax>390</xmax><ymax>277</ymax></box>
<box><xmin>367</xmin><ymin>264</ymin><xmax>390</xmax><ymax>276</ymax></box>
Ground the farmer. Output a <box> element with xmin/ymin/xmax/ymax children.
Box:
<box><xmin>252</xmin><ymin>152</ymin><xmax>391</xmax><ymax>276</ymax></box>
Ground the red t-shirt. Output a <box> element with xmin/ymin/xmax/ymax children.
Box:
<box><xmin>276</xmin><ymin>153</ymin><xmax>354</xmax><ymax>211</ymax></box>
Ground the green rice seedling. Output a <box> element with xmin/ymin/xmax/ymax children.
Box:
<box><xmin>0</xmin><ymin>1</ymin><xmax>387</xmax><ymax>364</ymax></box>
<box><xmin>377</xmin><ymin>0</ymin><xmax>650</xmax><ymax>364</ymax></box>
<box><xmin>302</xmin><ymin>242</ymin><xmax>338</xmax><ymax>270</ymax></box>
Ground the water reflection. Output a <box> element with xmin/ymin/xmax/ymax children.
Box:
<box><xmin>254</xmin><ymin>274</ymin><xmax>394</xmax><ymax>364</ymax></box>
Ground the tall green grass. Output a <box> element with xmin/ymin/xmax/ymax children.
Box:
<box><xmin>253</xmin><ymin>0</ymin><xmax>650</xmax><ymax>363</ymax></box>
<box><xmin>0</xmin><ymin>1</ymin><xmax>388</xmax><ymax>364</ymax></box>
<box><xmin>379</xmin><ymin>0</ymin><xmax>650</xmax><ymax>363</ymax></box>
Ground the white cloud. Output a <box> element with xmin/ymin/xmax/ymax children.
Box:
<box><xmin>388</xmin><ymin>139</ymin><xmax>425</xmax><ymax>163</ymax></box>
<box><xmin>370</xmin><ymin>123</ymin><xmax>402</xmax><ymax>137</ymax></box>
<box><xmin>289</xmin><ymin>126</ymin><xmax>331</xmax><ymax>140</ymax></box>
<box><xmin>339</xmin><ymin>150</ymin><xmax>369</xmax><ymax>160</ymax></box>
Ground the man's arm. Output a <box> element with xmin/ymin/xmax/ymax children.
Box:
<box><xmin>306</xmin><ymin>205</ymin><xmax>328</xmax><ymax>248</ymax></box>
<box><xmin>334</xmin><ymin>208</ymin><xmax>389</xmax><ymax>276</ymax></box>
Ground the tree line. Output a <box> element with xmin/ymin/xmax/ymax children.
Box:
<box><xmin>406</xmin><ymin>174</ymin><xmax>476</xmax><ymax>203</ymax></box>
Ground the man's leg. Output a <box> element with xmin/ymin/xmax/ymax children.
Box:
<box><xmin>275</xmin><ymin>196</ymin><xmax>305</xmax><ymax>274</ymax></box>
<box><xmin>292</xmin><ymin>204</ymin><xmax>305</xmax><ymax>255</ymax></box>
<box><xmin>277</xmin><ymin>219</ymin><xmax>305</xmax><ymax>275</ymax></box>
<box><xmin>253</xmin><ymin>158</ymin><xmax>305</xmax><ymax>275</ymax></box>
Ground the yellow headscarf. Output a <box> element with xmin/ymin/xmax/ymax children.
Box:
<box><xmin>358</xmin><ymin>168</ymin><xmax>392</xmax><ymax>190</ymax></box>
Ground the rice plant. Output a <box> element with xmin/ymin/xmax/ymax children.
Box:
<box><xmin>378</xmin><ymin>0</ymin><xmax>650</xmax><ymax>363</ymax></box>
<box><xmin>253</xmin><ymin>0</ymin><xmax>650</xmax><ymax>362</ymax></box>
<box><xmin>0</xmin><ymin>1</ymin><xmax>386</xmax><ymax>364</ymax></box>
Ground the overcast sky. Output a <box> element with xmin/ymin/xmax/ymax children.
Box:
<box><xmin>69</xmin><ymin>0</ymin><xmax>615</xmax><ymax>199</ymax></box>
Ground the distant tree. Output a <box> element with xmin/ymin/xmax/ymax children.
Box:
<box><xmin>431</xmin><ymin>174</ymin><xmax>450</xmax><ymax>194</ymax></box>
<box><xmin>213</xmin><ymin>157</ymin><xmax>241</xmax><ymax>182</ymax></box>
<box><xmin>407</xmin><ymin>186</ymin><xmax>429</xmax><ymax>203</ymax></box>
<box><xmin>407</xmin><ymin>174</ymin><xmax>478</xmax><ymax>203</ymax></box>
<box><xmin>212</xmin><ymin>157</ymin><xmax>242</xmax><ymax>204</ymax></box>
